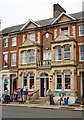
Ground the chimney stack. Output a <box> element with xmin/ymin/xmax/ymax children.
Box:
<box><xmin>53</xmin><ymin>3</ymin><xmax>66</xmax><ymax>18</ymax></box>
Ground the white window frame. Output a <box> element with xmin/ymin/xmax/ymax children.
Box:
<box><xmin>43</xmin><ymin>51</ymin><xmax>51</xmax><ymax>60</ymax></box>
<box><xmin>64</xmin><ymin>70</ymin><xmax>71</xmax><ymax>91</ymax></box>
<box><xmin>11</xmin><ymin>52</ymin><xmax>16</xmax><ymax>66</ymax></box>
<box><xmin>56</xmin><ymin>71</ymin><xmax>62</xmax><ymax>91</ymax></box>
<box><xmin>79</xmin><ymin>45</ymin><xmax>84</xmax><ymax>61</ymax></box>
<box><xmin>55</xmin><ymin>46</ymin><xmax>62</xmax><ymax>61</ymax></box>
<box><xmin>64</xmin><ymin>45</ymin><xmax>70</xmax><ymax>60</ymax></box>
<box><xmin>4</xmin><ymin>38</ymin><xmax>8</xmax><ymax>47</ymax></box>
<box><xmin>11</xmin><ymin>37</ymin><xmax>16</xmax><ymax>46</ymax></box>
<box><xmin>79</xmin><ymin>24</ymin><xmax>84</xmax><ymax>36</ymax></box>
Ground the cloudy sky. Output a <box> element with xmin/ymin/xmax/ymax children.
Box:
<box><xmin>0</xmin><ymin>0</ymin><xmax>83</xmax><ymax>29</ymax></box>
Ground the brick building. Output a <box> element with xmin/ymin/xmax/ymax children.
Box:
<box><xmin>0</xmin><ymin>4</ymin><xmax>84</xmax><ymax>103</ymax></box>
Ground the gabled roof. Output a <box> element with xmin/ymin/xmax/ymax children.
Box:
<box><xmin>51</xmin><ymin>33</ymin><xmax>75</xmax><ymax>43</ymax></box>
<box><xmin>0</xmin><ymin>11</ymin><xmax>83</xmax><ymax>35</ymax></box>
<box><xmin>20</xmin><ymin>19</ymin><xmax>42</xmax><ymax>30</ymax></box>
<box><xmin>20</xmin><ymin>39</ymin><xmax>40</xmax><ymax>48</ymax></box>
<box><xmin>69</xmin><ymin>11</ymin><xmax>84</xmax><ymax>19</ymax></box>
<box><xmin>55</xmin><ymin>33</ymin><xmax>70</xmax><ymax>41</ymax></box>
<box><xmin>1</xmin><ymin>24</ymin><xmax>24</xmax><ymax>35</ymax></box>
<box><xmin>22</xmin><ymin>39</ymin><xmax>34</xmax><ymax>47</ymax></box>
<box><xmin>51</xmin><ymin>12</ymin><xmax>76</xmax><ymax>24</ymax></box>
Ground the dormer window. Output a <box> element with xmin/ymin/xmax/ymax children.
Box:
<box><xmin>61</xmin><ymin>27</ymin><xmax>68</xmax><ymax>35</ymax></box>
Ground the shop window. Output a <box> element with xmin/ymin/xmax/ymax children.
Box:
<box><xmin>79</xmin><ymin>24</ymin><xmax>84</xmax><ymax>36</ymax></box>
<box><xmin>29</xmin><ymin>73</ymin><xmax>34</xmax><ymax>89</ymax></box>
<box><xmin>64</xmin><ymin>70</ymin><xmax>71</xmax><ymax>89</ymax></box>
<box><xmin>55</xmin><ymin>46</ymin><xmax>62</xmax><ymax>60</ymax></box>
<box><xmin>64</xmin><ymin>45</ymin><xmax>70</xmax><ymax>60</ymax></box>
<box><xmin>56</xmin><ymin>72</ymin><xmax>62</xmax><ymax>89</ymax></box>
<box><xmin>23</xmin><ymin>77</ymin><xmax>27</xmax><ymax>87</ymax></box>
<box><xmin>4</xmin><ymin>77</ymin><xmax>8</xmax><ymax>91</ymax></box>
<box><xmin>79</xmin><ymin>45</ymin><xmax>84</xmax><ymax>61</ymax></box>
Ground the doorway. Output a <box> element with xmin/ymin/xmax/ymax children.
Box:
<box><xmin>40</xmin><ymin>73</ymin><xmax>49</xmax><ymax>97</ymax></box>
<box><xmin>10</xmin><ymin>75</ymin><xmax>17</xmax><ymax>94</ymax></box>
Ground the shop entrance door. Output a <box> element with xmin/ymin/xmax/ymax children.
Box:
<box><xmin>40</xmin><ymin>73</ymin><xmax>49</xmax><ymax>97</ymax></box>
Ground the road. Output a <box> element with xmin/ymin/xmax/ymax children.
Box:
<box><xmin>1</xmin><ymin>106</ymin><xmax>83</xmax><ymax>118</ymax></box>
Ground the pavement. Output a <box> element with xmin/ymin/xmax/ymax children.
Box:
<box><xmin>0</xmin><ymin>102</ymin><xmax>84</xmax><ymax>111</ymax></box>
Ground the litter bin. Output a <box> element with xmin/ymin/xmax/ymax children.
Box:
<box><xmin>50</xmin><ymin>94</ymin><xmax>54</xmax><ymax>105</ymax></box>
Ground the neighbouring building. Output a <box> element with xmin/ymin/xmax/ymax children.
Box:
<box><xmin>0</xmin><ymin>20</ymin><xmax>2</xmax><ymax>96</ymax></box>
<box><xmin>0</xmin><ymin>4</ymin><xmax>84</xmax><ymax>104</ymax></box>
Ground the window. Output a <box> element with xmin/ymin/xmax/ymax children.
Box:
<box><xmin>11</xmin><ymin>53</ymin><xmax>16</xmax><ymax>66</ymax></box>
<box><xmin>46</xmin><ymin>33</ymin><xmax>49</xmax><ymax>39</ymax></box>
<box><xmin>64</xmin><ymin>45</ymin><xmax>70</xmax><ymax>60</ymax></box>
<box><xmin>43</xmin><ymin>52</ymin><xmax>51</xmax><ymax>60</ymax></box>
<box><xmin>23</xmin><ymin>76</ymin><xmax>27</xmax><ymax>87</ymax></box>
<box><xmin>3</xmin><ymin>76</ymin><xmax>8</xmax><ymax>91</ymax></box>
<box><xmin>22</xmin><ymin>51</ymin><xmax>27</xmax><ymax>64</ymax></box>
<box><xmin>61</xmin><ymin>27</ymin><xmax>68</xmax><ymax>35</ymax></box>
<box><xmin>55</xmin><ymin>46</ymin><xmax>62</xmax><ymax>60</ymax></box>
<box><xmin>3</xmin><ymin>53</ymin><xmax>8</xmax><ymax>66</ymax></box>
<box><xmin>29</xmin><ymin>33</ymin><xmax>35</xmax><ymax>42</ymax></box>
<box><xmin>28</xmin><ymin>50</ymin><xmax>34</xmax><ymax>63</ymax></box>
<box><xmin>64</xmin><ymin>70</ymin><xmax>71</xmax><ymax>89</ymax></box>
<box><xmin>4</xmin><ymin>38</ymin><xmax>8</xmax><ymax>47</ymax></box>
<box><xmin>11</xmin><ymin>37</ymin><xmax>16</xmax><ymax>46</ymax></box>
<box><xmin>79</xmin><ymin>45</ymin><xmax>84</xmax><ymax>61</ymax></box>
<box><xmin>79</xmin><ymin>24</ymin><xmax>84</xmax><ymax>36</ymax></box>
<box><xmin>29</xmin><ymin>73</ymin><xmax>34</xmax><ymax>89</ymax></box>
<box><xmin>56</xmin><ymin>72</ymin><xmax>62</xmax><ymax>89</ymax></box>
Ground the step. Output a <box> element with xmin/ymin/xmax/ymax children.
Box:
<box><xmin>30</xmin><ymin>97</ymin><xmax>47</xmax><ymax>104</ymax></box>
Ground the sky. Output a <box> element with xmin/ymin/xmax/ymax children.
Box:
<box><xmin>0</xmin><ymin>0</ymin><xmax>83</xmax><ymax>30</ymax></box>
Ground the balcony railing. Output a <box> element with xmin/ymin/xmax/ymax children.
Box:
<box><xmin>36</xmin><ymin>60</ymin><xmax>51</xmax><ymax>67</ymax></box>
